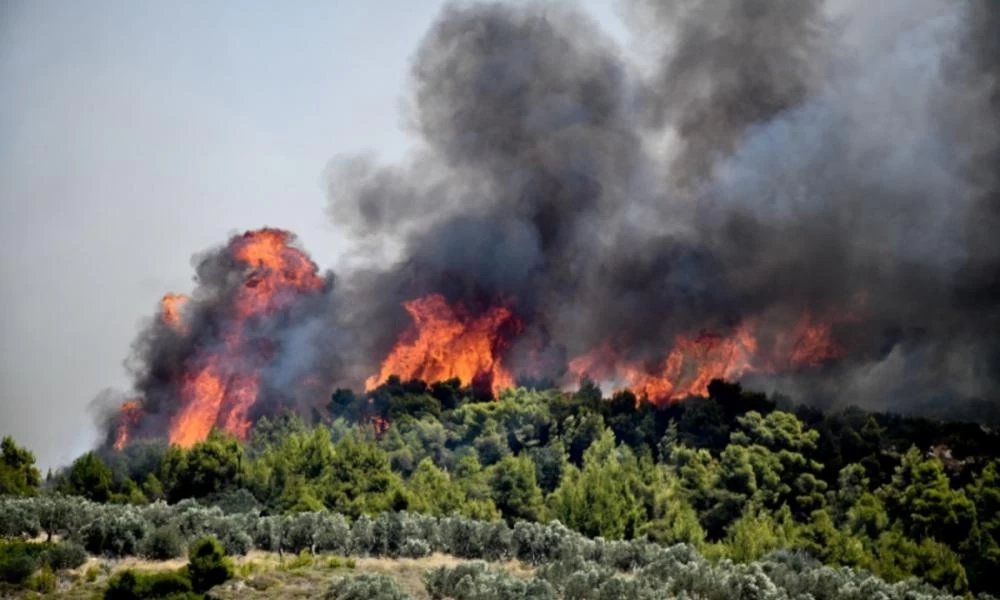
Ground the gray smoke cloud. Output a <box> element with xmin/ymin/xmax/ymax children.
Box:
<box><xmin>112</xmin><ymin>230</ymin><xmax>343</xmax><ymax>446</ymax></box>
<box><xmin>325</xmin><ymin>0</ymin><xmax>1000</xmax><ymax>413</ymax></box>
<box><xmin>108</xmin><ymin>0</ymin><xmax>999</xmax><ymax>444</ymax></box>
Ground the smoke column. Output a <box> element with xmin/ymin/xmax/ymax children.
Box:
<box><xmin>109</xmin><ymin>0</ymin><xmax>1000</xmax><ymax>447</ymax></box>
<box><xmin>328</xmin><ymin>0</ymin><xmax>999</xmax><ymax>411</ymax></box>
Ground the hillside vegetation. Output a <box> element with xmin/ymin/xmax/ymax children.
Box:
<box><xmin>2</xmin><ymin>378</ymin><xmax>999</xmax><ymax>597</ymax></box>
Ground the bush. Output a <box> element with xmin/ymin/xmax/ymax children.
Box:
<box><xmin>314</xmin><ymin>513</ymin><xmax>351</xmax><ymax>554</ymax></box>
<box><xmin>141</xmin><ymin>525</ymin><xmax>185</xmax><ymax>560</ymax></box>
<box><xmin>325</xmin><ymin>573</ymin><xmax>410</xmax><ymax>600</ymax></box>
<box><xmin>186</xmin><ymin>536</ymin><xmax>233</xmax><ymax>593</ymax></box>
<box><xmin>104</xmin><ymin>568</ymin><xmax>195</xmax><ymax>600</ymax></box>
<box><xmin>82</xmin><ymin>508</ymin><xmax>149</xmax><ymax>557</ymax></box>
<box><xmin>204</xmin><ymin>488</ymin><xmax>260</xmax><ymax>514</ymax></box>
<box><xmin>424</xmin><ymin>562</ymin><xmax>557</xmax><ymax>600</ymax></box>
<box><xmin>0</xmin><ymin>540</ymin><xmax>51</xmax><ymax>584</ymax></box>
<box><xmin>399</xmin><ymin>538</ymin><xmax>432</xmax><ymax>559</ymax></box>
<box><xmin>0</xmin><ymin>498</ymin><xmax>41</xmax><ymax>538</ymax></box>
<box><xmin>142</xmin><ymin>570</ymin><xmax>197</xmax><ymax>598</ymax></box>
<box><xmin>44</xmin><ymin>541</ymin><xmax>88</xmax><ymax>570</ymax></box>
<box><xmin>26</xmin><ymin>564</ymin><xmax>56</xmax><ymax>593</ymax></box>
<box><xmin>250</xmin><ymin>515</ymin><xmax>284</xmax><ymax>552</ymax></box>
<box><xmin>103</xmin><ymin>570</ymin><xmax>141</xmax><ymax>600</ymax></box>
<box><xmin>283</xmin><ymin>512</ymin><xmax>320</xmax><ymax>553</ymax></box>
<box><xmin>220</xmin><ymin>529</ymin><xmax>252</xmax><ymax>556</ymax></box>
<box><xmin>0</xmin><ymin>553</ymin><xmax>38</xmax><ymax>584</ymax></box>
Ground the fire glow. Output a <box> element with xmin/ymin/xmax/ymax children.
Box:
<box><xmin>567</xmin><ymin>314</ymin><xmax>842</xmax><ymax>402</ymax></box>
<box><xmin>115</xmin><ymin>229</ymin><xmax>326</xmax><ymax>449</ymax></box>
<box><xmin>112</xmin><ymin>229</ymin><xmax>849</xmax><ymax>450</ymax></box>
<box><xmin>364</xmin><ymin>294</ymin><xmax>521</xmax><ymax>396</ymax></box>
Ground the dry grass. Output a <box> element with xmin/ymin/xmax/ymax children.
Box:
<box><xmin>18</xmin><ymin>551</ymin><xmax>533</xmax><ymax>600</ymax></box>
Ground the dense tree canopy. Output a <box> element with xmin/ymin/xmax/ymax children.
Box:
<box><xmin>0</xmin><ymin>436</ymin><xmax>40</xmax><ymax>497</ymax></box>
<box><xmin>6</xmin><ymin>378</ymin><xmax>1000</xmax><ymax>594</ymax></box>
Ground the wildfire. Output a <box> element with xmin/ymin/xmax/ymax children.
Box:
<box><xmin>569</xmin><ymin>314</ymin><xmax>843</xmax><ymax>403</ymax></box>
<box><xmin>112</xmin><ymin>225</ymin><xmax>852</xmax><ymax>451</ymax></box>
<box><xmin>777</xmin><ymin>314</ymin><xmax>843</xmax><ymax>368</ymax></box>
<box><xmin>366</xmin><ymin>293</ymin><xmax>846</xmax><ymax>404</ymax></box>
<box><xmin>230</xmin><ymin>228</ymin><xmax>323</xmax><ymax>316</ymax></box>
<box><xmin>365</xmin><ymin>294</ymin><xmax>520</xmax><ymax>395</ymax></box>
<box><xmin>113</xmin><ymin>400</ymin><xmax>143</xmax><ymax>451</ymax></box>
<box><xmin>160</xmin><ymin>293</ymin><xmax>189</xmax><ymax>332</ymax></box>
<box><xmin>116</xmin><ymin>228</ymin><xmax>326</xmax><ymax>450</ymax></box>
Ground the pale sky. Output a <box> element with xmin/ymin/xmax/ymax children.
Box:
<box><xmin>0</xmin><ymin>1</ymin><xmax>626</xmax><ymax>470</ymax></box>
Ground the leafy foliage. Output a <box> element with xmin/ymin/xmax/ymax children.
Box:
<box><xmin>0</xmin><ymin>436</ymin><xmax>41</xmax><ymax>497</ymax></box>
<box><xmin>6</xmin><ymin>377</ymin><xmax>1000</xmax><ymax>595</ymax></box>
<box><xmin>326</xmin><ymin>573</ymin><xmax>410</xmax><ymax>600</ymax></box>
<box><xmin>186</xmin><ymin>536</ymin><xmax>233</xmax><ymax>592</ymax></box>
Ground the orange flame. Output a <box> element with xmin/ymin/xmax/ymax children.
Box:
<box><xmin>569</xmin><ymin>314</ymin><xmax>843</xmax><ymax>403</ymax></box>
<box><xmin>231</xmin><ymin>228</ymin><xmax>323</xmax><ymax>317</ymax></box>
<box><xmin>367</xmin><ymin>294</ymin><xmax>846</xmax><ymax>405</ymax></box>
<box><xmin>169</xmin><ymin>363</ymin><xmax>226</xmax><ymax>448</ymax></box>
<box><xmin>365</xmin><ymin>294</ymin><xmax>520</xmax><ymax>395</ymax></box>
<box><xmin>778</xmin><ymin>314</ymin><xmax>843</xmax><ymax>368</ymax></box>
<box><xmin>160</xmin><ymin>293</ymin><xmax>190</xmax><ymax>333</ymax></box>
<box><xmin>116</xmin><ymin>229</ymin><xmax>326</xmax><ymax>450</ymax></box>
<box><xmin>165</xmin><ymin>229</ymin><xmax>323</xmax><ymax>448</ymax></box>
<box><xmin>113</xmin><ymin>400</ymin><xmax>143</xmax><ymax>451</ymax></box>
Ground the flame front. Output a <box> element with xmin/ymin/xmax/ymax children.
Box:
<box><xmin>115</xmin><ymin>228</ymin><xmax>326</xmax><ymax>450</ymax></box>
<box><xmin>160</xmin><ymin>293</ymin><xmax>190</xmax><ymax>333</ymax></box>
<box><xmin>166</xmin><ymin>229</ymin><xmax>322</xmax><ymax>447</ymax></box>
<box><xmin>113</xmin><ymin>227</ymin><xmax>852</xmax><ymax>451</ymax></box>
<box><xmin>113</xmin><ymin>400</ymin><xmax>143</xmax><ymax>451</ymax></box>
<box><xmin>365</xmin><ymin>294</ymin><xmax>520</xmax><ymax>395</ymax></box>
<box><xmin>569</xmin><ymin>314</ymin><xmax>843</xmax><ymax>403</ymax></box>
<box><xmin>366</xmin><ymin>295</ymin><xmax>845</xmax><ymax>404</ymax></box>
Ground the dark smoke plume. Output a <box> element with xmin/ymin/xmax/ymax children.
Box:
<box><xmin>327</xmin><ymin>0</ymin><xmax>1000</xmax><ymax>413</ymax></box>
<box><xmin>106</xmin><ymin>0</ymin><xmax>1000</xmax><ymax>445</ymax></box>
<box><xmin>110</xmin><ymin>230</ymin><xmax>342</xmax><ymax>445</ymax></box>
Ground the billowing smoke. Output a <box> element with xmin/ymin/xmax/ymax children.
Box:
<box><xmin>327</xmin><ymin>0</ymin><xmax>1000</xmax><ymax>412</ymax></box>
<box><xmin>109</xmin><ymin>0</ymin><xmax>999</xmax><ymax>447</ymax></box>
<box><xmin>107</xmin><ymin>229</ymin><xmax>342</xmax><ymax>448</ymax></box>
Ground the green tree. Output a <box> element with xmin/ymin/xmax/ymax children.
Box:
<box><xmin>832</xmin><ymin>463</ymin><xmax>869</xmax><ymax>523</ymax></box>
<box><xmin>187</xmin><ymin>536</ymin><xmax>233</xmax><ymax>593</ymax></box>
<box><xmin>487</xmin><ymin>454</ymin><xmax>545</xmax><ymax>523</ymax></box>
<box><xmin>881</xmin><ymin>446</ymin><xmax>974</xmax><ymax>547</ymax></box>
<box><xmin>58</xmin><ymin>451</ymin><xmax>113</xmax><ymax>502</ymax></box>
<box><xmin>725</xmin><ymin>506</ymin><xmax>790</xmax><ymax>562</ymax></box>
<box><xmin>560</xmin><ymin>409</ymin><xmax>606</xmax><ymax>465</ymax></box>
<box><xmin>323</xmin><ymin>434</ymin><xmax>405</xmax><ymax>518</ymax></box>
<box><xmin>161</xmin><ymin>429</ymin><xmax>244</xmax><ymax>502</ymax></box>
<box><xmin>730</xmin><ymin>410</ymin><xmax>827</xmax><ymax>517</ymax></box>
<box><xmin>473</xmin><ymin>421</ymin><xmax>511</xmax><ymax>467</ymax></box>
<box><xmin>794</xmin><ymin>508</ymin><xmax>870</xmax><ymax>567</ymax></box>
<box><xmin>639</xmin><ymin>470</ymin><xmax>706</xmax><ymax>546</ymax></box>
<box><xmin>549</xmin><ymin>430</ymin><xmax>646</xmax><ymax>540</ymax></box>
<box><xmin>669</xmin><ymin>444</ymin><xmax>743</xmax><ymax>539</ymax></box>
<box><xmin>0</xmin><ymin>436</ymin><xmax>41</xmax><ymax>496</ymax></box>
<box><xmin>528</xmin><ymin>443</ymin><xmax>568</xmax><ymax>495</ymax></box>
<box><xmin>964</xmin><ymin>459</ymin><xmax>1000</xmax><ymax>593</ymax></box>
<box><xmin>845</xmin><ymin>491</ymin><xmax>889</xmax><ymax>539</ymax></box>
<box><xmin>406</xmin><ymin>458</ymin><xmax>466</xmax><ymax>516</ymax></box>
<box><xmin>873</xmin><ymin>528</ymin><xmax>968</xmax><ymax>593</ymax></box>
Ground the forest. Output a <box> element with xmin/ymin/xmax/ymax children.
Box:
<box><xmin>2</xmin><ymin>379</ymin><xmax>999</xmax><ymax>598</ymax></box>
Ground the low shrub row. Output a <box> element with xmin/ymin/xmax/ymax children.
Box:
<box><xmin>1</xmin><ymin>494</ymin><xmax>996</xmax><ymax>600</ymax></box>
<box><xmin>0</xmin><ymin>538</ymin><xmax>86</xmax><ymax>585</ymax></box>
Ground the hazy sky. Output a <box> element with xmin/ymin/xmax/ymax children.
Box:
<box><xmin>0</xmin><ymin>1</ymin><xmax>625</xmax><ymax>470</ymax></box>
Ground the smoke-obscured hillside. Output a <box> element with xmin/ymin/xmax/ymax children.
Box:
<box><xmin>95</xmin><ymin>0</ymin><xmax>999</xmax><ymax>451</ymax></box>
